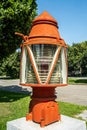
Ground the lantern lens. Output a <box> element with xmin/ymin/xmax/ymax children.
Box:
<box><xmin>32</xmin><ymin>44</ymin><xmax>57</xmax><ymax>83</ymax></box>
<box><xmin>21</xmin><ymin>44</ymin><xmax>67</xmax><ymax>85</ymax></box>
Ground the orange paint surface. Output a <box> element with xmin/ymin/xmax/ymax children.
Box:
<box><xmin>15</xmin><ymin>11</ymin><xmax>67</xmax><ymax>127</ymax></box>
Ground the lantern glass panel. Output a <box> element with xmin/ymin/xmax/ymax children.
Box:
<box><xmin>26</xmin><ymin>49</ymin><xmax>38</xmax><ymax>83</ymax></box>
<box><xmin>49</xmin><ymin>47</ymin><xmax>67</xmax><ymax>84</ymax></box>
<box><xmin>49</xmin><ymin>54</ymin><xmax>62</xmax><ymax>84</ymax></box>
<box><xmin>31</xmin><ymin>44</ymin><xmax>57</xmax><ymax>83</ymax></box>
<box><xmin>21</xmin><ymin>45</ymin><xmax>67</xmax><ymax>85</ymax></box>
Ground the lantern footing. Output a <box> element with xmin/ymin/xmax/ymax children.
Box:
<box><xmin>28</xmin><ymin>100</ymin><xmax>60</xmax><ymax>127</ymax></box>
<box><xmin>7</xmin><ymin>115</ymin><xmax>86</xmax><ymax>130</ymax></box>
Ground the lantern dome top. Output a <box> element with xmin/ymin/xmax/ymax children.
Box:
<box><xmin>33</xmin><ymin>11</ymin><xmax>58</xmax><ymax>27</ymax></box>
<box><xmin>16</xmin><ymin>11</ymin><xmax>67</xmax><ymax>47</ymax></box>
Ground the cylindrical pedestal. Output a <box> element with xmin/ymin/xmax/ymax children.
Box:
<box><xmin>26</xmin><ymin>87</ymin><xmax>61</xmax><ymax>127</ymax></box>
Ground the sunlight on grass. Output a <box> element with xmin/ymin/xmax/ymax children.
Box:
<box><xmin>0</xmin><ymin>103</ymin><xmax>11</xmax><ymax>117</ymax></box>
<box><xmin>59</xmin><ymin>102</ymin><xmax>87</xmax><ymax>117</ymax></box>
<box><xmin>0</xmin><ymin>90</ymin><xmax>30</xmax><ymax>130</ymax></box>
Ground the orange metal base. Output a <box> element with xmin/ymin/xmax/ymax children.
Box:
<box><xmin>26</xmin><ymin>100</ymin><xmax>61</xmax><ymax>127</ymax></box>
<box><xmin>26</xmin><ymin>87</ymin><xmax>61</xmax><ymax>127</ymax></box>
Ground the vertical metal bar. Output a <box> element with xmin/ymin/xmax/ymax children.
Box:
<box><xmin>46</xmin><ymin>46</ymin><xmax>61</xmax><ymax>84</ymax></box>
<box><xmin>20</xmin><ymin>45</ymin><xmax>24</xmax><ymax>83</ymax></box>
<box><xmin>26</xmin><ymin>45</ymin><xmax>41</xmax><ymax>84</ymax></box>
<box><xmin>64</xmin><ymin>47</ymin><xmax>68</xmax><ymax>83</ymax></box>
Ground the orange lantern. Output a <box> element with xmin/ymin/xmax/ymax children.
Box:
<box><xmin>15</xmin><ymin>11</ymin><xmax>68</xmax><ymax>127</ymax></box>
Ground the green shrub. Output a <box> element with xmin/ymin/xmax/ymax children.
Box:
<box><xmin>0</xmin><ymin>51</ymin><xmax>20</xmax><ymax>78</ymax></box>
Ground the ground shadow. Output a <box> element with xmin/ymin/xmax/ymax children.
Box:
<box><xmin>0</xmin><ymin>85</ymin><xmax>32</xmax><ymax>102</ymax></box>
<box><xmin>75</xmin><ymin>79</ymin><xmax>87</xmax><ymax>84</ymax></box>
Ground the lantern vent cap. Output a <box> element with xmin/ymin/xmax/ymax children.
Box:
<box><xmin>33</xmin><ymin>11</ymin><xmax>58</xmax><ymax>27</ymax></box>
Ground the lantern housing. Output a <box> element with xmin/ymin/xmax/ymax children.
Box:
<box><xmin>15</xmin><ymin>11</ymin><xmax>68</xmax><ymax>127</ymax></box>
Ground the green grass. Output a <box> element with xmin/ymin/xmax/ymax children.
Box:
<box><xmin>59</xmin><ymin>102</ymin><xmax>87</xmax><ymax>117</ymax></box>
<box><xmin>0</xmin><ymin>90</ymin><xmax>30</xmax><ymax>130</ymax></box>
<box><xmin>68</xmin><ymin>77</ymin><xmax>87</xmax><ymax>84</ymax></box>
<box><xmin>0</xmin><ymin>90</ymin><xmax>87</xmax><ymax>130</ymax></box>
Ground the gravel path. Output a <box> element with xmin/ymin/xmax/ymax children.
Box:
<box><xmin>56</xmin><ymin>84</ymin><xmax>87</xmax><ymax>106</ymax></box>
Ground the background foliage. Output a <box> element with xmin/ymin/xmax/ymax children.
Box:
<box><xmin>0</xmin><ymin>0</ymin><xmax>37</xmax><ymax>78</ymax></box>
<box><xmin>0</xmin><ymin>51</ymin><xmax>20</xmax><ymax>78</ymax></box>
<box><xmin>68</xmin><ymin>41</ymin><xmax>87</xmax><ymax>76</ymax></box>
<box><xmin>0</xmin><ymin>0</ymin><xmax>37</xmax><ymax>60</ymax></box>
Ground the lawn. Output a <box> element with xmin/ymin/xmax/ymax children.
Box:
<box><xmin>68</xmin><ymin>77</ymin><xmax>87</xmax><ymax>84</ymax></box>
<box><xmin>0</xmin><ymin>90</ymin><xmax>30</xmax><ymax>130</ymax></box>
<box><xmin>0</xmin><ymin>90</ymin><xmax>87</xmax><ymax>130</ymax></box>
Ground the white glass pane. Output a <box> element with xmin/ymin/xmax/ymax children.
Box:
<box><xmin>61</xmin><ymin>48</ymin><xmax>67</xmax><ymax>84</ymax></box>
<box><xmin>25</xmin><ymin>48</ymin><xmax>38</xmax><ymax>84</ymax></box>
<box><xmin>31</xmin><ymin>44</ymin><xmax>56</xmax><ymax>83</ymax></box>
<box><xmin>49</xmin><ymin>51</ymin><xmax>63</xmax><ymax>84</ymax></box>
<box><xmin>20</xmin><ymin>47</ymin><xmax>27</xmax><ymax>84</ymax></box>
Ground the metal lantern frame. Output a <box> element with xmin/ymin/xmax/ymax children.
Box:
<box><xmin>15</xmin><ymin>11</ymin><xmax>68</xmax><ymax>127</ymax></box>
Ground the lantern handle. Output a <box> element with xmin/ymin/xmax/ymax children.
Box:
<box><xmin>15</xmin><ymin>32</ymin><xmax>28</xmax><ymax>41</ymax></box>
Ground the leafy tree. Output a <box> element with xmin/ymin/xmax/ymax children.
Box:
<box><xmin>0</xmin><ymin>51</ymin><xmax>20</xmax><ymax>78</ymax></box>
<box><xmin>0</xmin><ymin>0</ymin><xmax>37</xmax><ymax>61</ymax></box>
<box><xmin>68</xmin><ymin>41</ymin><xmax>87</xmax><ymax>76</ymax></box>
<box><xmin>80</xmin><ymin>42</ymin><xmax>87</xmax><ymax>76</ymax></box>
